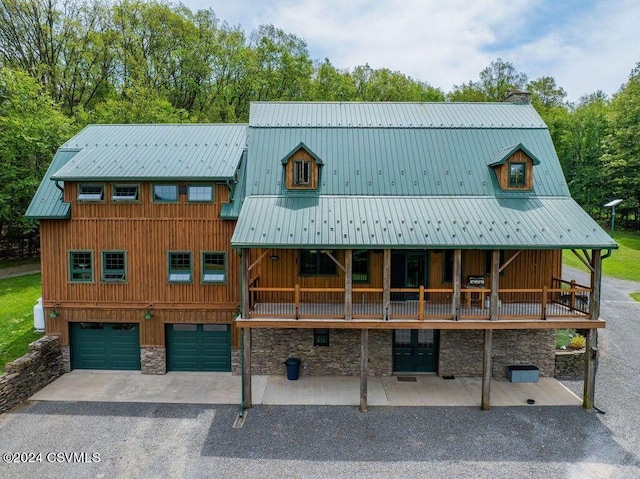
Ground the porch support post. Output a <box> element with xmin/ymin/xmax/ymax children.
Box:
<box><xmin>490</xmin><ymin>250</ymin><xmax>500</xmax><ymax>320</ymax></box>
<box><xmin>452</xmin><ymin>249</ymin><xmax>462</xmax><ymax>320</ymax></box>
<box><xmin>360</xmin><ymin>328</ymin><xmax>368</xmax><ymax>412</ymax></box>
<box><xmin>481</xmin><ymin>329</ymin><xmax>493</xmax><ymax>410</ymax></box>
<box><xmin>345</xmin><ymin>249</ymin><xmax>353</xmax><ymax>320</ymax></box>
<box><xmin>584</xmin><ymin>249</ymin><xmax>602</xmax><ymax>411</ymax></box>
<box><xmin>241</xmin><ymin>249</ymin><xmax>250</xmax><ymax>319</ymax></box>
<box><xmin>242</xmin><ymin>327</ymin><xmax>252</xmax><ymax>409</ymax></box>
<box><xmin>383</xmin><ymin>249</ymin><xmax>391</xmax><ymax>320</ymax></box>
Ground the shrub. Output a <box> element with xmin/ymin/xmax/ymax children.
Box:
<box><xmin>570</xmin><ymin>334</ymin><xmax>586</xmax><ymax>350</ymax></box>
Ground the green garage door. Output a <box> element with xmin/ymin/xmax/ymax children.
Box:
<box><xmin>166</xmin><ymin>324</ymin><xmax>231</xmax><ymax>371</ymax></box>
<box><xmin>70</xmin><ymin>322</ymin><xmax>141</xmax><ymax>370</ymax></box>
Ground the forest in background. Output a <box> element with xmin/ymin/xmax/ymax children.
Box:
<box><xmin>1</xmin><ymin>0</ymin><xmax>639</xmax><ymax>257</ymax></box>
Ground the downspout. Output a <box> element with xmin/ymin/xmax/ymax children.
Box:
<box><xmin>55</xmin><ymin>181</ymin><xmax>64</xmax><ymax>193</ymax></box>
<box><xmin>239</xmin><ymin>248</ymin><xmax>245</xmax><ymax>417</ymax></box>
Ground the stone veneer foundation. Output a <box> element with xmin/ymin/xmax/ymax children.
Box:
<box><xmin>439</xmin><ymin>329</ymin><xmax>557</xmax><ymax>377</ymax></box>
<box><xmin>61</xmin><ymin>345</ymin><xmax>71</xmax><ymax>372</ymax></box>
<box><xmin>249</xmin><ymin>329</ymin><xmax>393</xmax><ymax>376</ymax></box>
<box><xmin>554</xmin><ymin>349</ymin><xmax>585</xmax><ymax>379</ymax></box>
<box><xmin>242</xmin><ymin>328</ymin><xmax>557</xmax><ymax>378</ymax></box>
<box><xmin>141</xmin><ymin>347</ymin><xmax>167</xmax><ymax>375</ymax></box>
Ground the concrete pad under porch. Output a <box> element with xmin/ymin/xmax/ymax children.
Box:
<box><xmin>30</xmin><ymin>370</ymin><xmax>581</xmax><ymax>408</ymax></box>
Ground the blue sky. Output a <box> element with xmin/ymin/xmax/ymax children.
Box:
<box><xmin>179</xmin><ymin>0</ymin><xmax>640</xmax><ymax>102</ymax></box>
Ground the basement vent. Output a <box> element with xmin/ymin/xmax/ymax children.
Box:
<box><xmin>397</xmin><ymin>376</ymin><xmax>417</xmax><ymax>382</ymax></box>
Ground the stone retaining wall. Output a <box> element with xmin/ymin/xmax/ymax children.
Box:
<box><xmin>249</xmin><ymin>329</ymin><xmax>393</xmax><ymax>376</ymax></box>
<box><xmin>554</xmin><ymin>350</ymin><xmax>585</xmax><ymax>379</ymax></box>
<box><xmin>439</xmin><ymin>329</ymin><xmax>557</xmax><ymax>378</ymax></box>
<box><xmin>0</xmin><ymin>336</ymin><xmax>64</xmax><ymax>414</ymax></box>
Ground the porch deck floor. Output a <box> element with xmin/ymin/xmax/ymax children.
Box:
<box><xmin>31</xmin><ymin>371</ymin><xmax>582</xmax><ymax>407</ymax></box>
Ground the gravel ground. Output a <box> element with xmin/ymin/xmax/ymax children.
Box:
<box><xmin>0</xmin><ymin>266</ymin><xmax>638</xmax><ymax>479</ymax></box>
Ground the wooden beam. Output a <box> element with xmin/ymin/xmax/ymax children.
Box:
<box><xmin>241</xmin><ymin>249</ymin><xmax>250</xmax><ymax>319</ymax></box>
<box><xmin>242</xmin><ymin>327</ymin><xmax>252</xmax><ymax>408</ymax></box>
<box><xmin>235</xmin><ymin>318</ymin><xmax>606</xmax><ymax>330</ymax></box>
<box><xmin>360</xmin><ymin>328</ymin><xmax>368</xmax><ymax>412</ymax></box>
<box><xmin>584</xmin><ymin>249</ymin><xmax>602</xmax><ymax>410</ymax></box>
<box><xmin>452</xmin><ymin>249</ymin><xmax>461</xmax><ymax>320</ymax></box>
<box><xmin>583</xmin><ymin>329</ymin><xmax>597</xmax><ymax>411</ymax></box>
<box><xmin>498</xmin><ymin>250</ymin><xmax>521</xmax><ymax>273</ymax></box>
<box><xmin>589</xmin><ymin>250</ymin><xmax>602</xmax><ymax>320</ymax></box>
<box><xmin>490</xmin><ymin>250</ymin><xmax>500</xmax><ymax>320</ymax></box>
<box><xmin>383</xmin><ymin>249</ymin><xmax>391</xmax><ymax>320</ymax></box>
<box><xmin>571</xmin><ymin>249</ymin><xmax>595</xmax><ymax>273</ymax></box>
<box><xmin>345</xmin><ymin>249</ymin><xmax>353</xmax><ymax>320</ymax></box>
<box><xmin>418</xmin><ymin>285</ymin><xmax>425</xmax><ymax>321</ymax></box>
<box><xmin>481</xmin><ymin>329</ymin><xmax>492</xmax><ymax>410</ymax></box>
<box><xmin>248</xmin><ymin>249</ymin><xmax>270</xmax><ymax>272</ymax></box>
<box><xmin>323</xmin><ymin>250</ymin><xmax>346</xmax><ymax>273</ymax></box>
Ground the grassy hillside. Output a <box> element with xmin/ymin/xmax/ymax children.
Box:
<box><xmin>0</xmin><ymin>274</ymin><xmax>43</xmax><ymax>373</ymax></box>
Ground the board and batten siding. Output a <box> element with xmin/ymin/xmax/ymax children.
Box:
<box><xmin>41</xmin><ymin>182</ymin><xmax>239</xmax><ymax>348</ymax></box>
<box><xmin>251</xmin><ymin>248</ymin><xmax>561</xmax><ymax>292</ymax></box>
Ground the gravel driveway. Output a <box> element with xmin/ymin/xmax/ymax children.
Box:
<box><xmin>0</xmin><ymin>266</ymin><xmax>638</xmax><ymax>479</ymax></box>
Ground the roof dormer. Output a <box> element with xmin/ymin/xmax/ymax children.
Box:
<box><xmin>488</xmin><ymin>143</ymin><xmax>540</xmax><ymax>191</ymax></box>
<box><xmin>281</xmin><ymin>142</ymin><xmax>323</xmax><ymax>190</ymax></box>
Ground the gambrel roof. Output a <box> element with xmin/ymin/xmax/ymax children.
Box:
<box><xmin>231</xmin><ymin>101</ymin><xmax>616</xmax><ymax>250</ymax></box>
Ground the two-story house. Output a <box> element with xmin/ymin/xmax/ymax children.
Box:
<box><xmin>26</xmin><ymin>95</ymin><xmax>616</xmax><ymax>411</ymax></box>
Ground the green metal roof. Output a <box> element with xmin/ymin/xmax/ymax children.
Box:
<box><xmin>25</xmin><ymin>150</ymin><xmax>78</xmax><ymax>219</ymax></box>
<box><xmin>488</xmin><ymin>143</ymin><xmax>541</xmax><ymax>166</ymax></box>
<box><xmin>220</xmin><ymin>152</ymin><xmax>247</xmax><ymax>220</ymax></box>
<box><xmin>250</xmin><ymin>102</ymin><xmax>547</xmax><ymax>129</ymax></box>
<box><xmin>51</xmin><ymin>124</ymin><xmax>247</xmax><ymax>181</ymax></box>
<box><xmin>231</xmin><ymin>196</ymin><xmax>617</xmax><ymax>249</ymax></box>
<box><xmin>246</xmin><ymin>127</ymin><xmax>568</xmax><ymax>197</ymax></box>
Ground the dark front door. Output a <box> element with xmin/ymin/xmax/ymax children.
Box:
<box><xmin>391</xmin><ymin>252</ymin><xmax>428</xmax><ymax>301</ymax></box>
<box><xmin>393</xmin><ymin>329</ymin><xmax>439</xmax><ymax>373</ymax></box>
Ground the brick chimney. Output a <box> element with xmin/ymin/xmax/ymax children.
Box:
<box><xmin>503</xmin><ymin>91</ymin><xmax>531</xmax><ymax>104</ymax></box>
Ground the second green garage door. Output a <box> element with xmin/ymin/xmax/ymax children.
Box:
<box><xmin>166</xmin><ymin>324</ymin><xmax>231</xmax><ymax>371</ymax></box>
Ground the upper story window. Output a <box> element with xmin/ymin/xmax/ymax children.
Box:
<box><xmin>283</xmin><ymin>143</ymin><xmax>323</xmax><ymax>190</ymax></box>
<box><xmin>78</xmin><ymin>184</ymin><xmax>105</xmax><ymax>202</ymax></box>
<box><xmin>488</xmin><ymin>143</ymin><xmax>539</xmax><ymax>192</ymax></box>
<box><xmin>187</xmin><ymin>185</ymin><xmax>213</xmax><ymax>202</ymax></box>
<box><xmin>112</xmin><ymin>184</ymin><xmax>139</xmax><ymax>202</ymax></box>
<box><xmin>353</xmin><ymin>250</ymin><xmax>369</xmax><ymax>283</ymax></box>
<box><xmin>300</xmin><ymin>250</ymin><xmax>337</xmax><ymax>276</ymax></box>
<box><xmin>168</xmin><ymin>252</ymin><xmax>192</xmax><ymax>283</ymax></box>
<box><xmin>153</xmin><ymin>184</ymin><xmax>178</xmax><ymax>202</ymax></box>
<box><xmin>69</xmin><ymin>251</ymin><xmax>93</xmax><ymax>283</ymax></box>
<box><xmin>509</xmin><ymin>163</ymin><xmax>526</xmax><ymax>187</ymax></box>
<box><xmin>202</xmin><ymin>252</ymin><xmax>226</xmax><ymax>283</ymax></box>
<box><xmin>102</xmin><ymin>251</ymin><xmax>126</xmax><ymax>282</ymax></box>
<box><xmin>293</xmin><ymin>160</ymin><xmax>311</xmax><ymax>186</ymax></box>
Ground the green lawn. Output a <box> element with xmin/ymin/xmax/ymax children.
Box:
<box><xmin>0</xmin><ymin>274</ymin><xmax>43</xmax><ymax>373</ymax></box>
<box><xmin>563</xmin><ymin>230</ymin><xmax>640</xmax><ymax>283</ymax></box>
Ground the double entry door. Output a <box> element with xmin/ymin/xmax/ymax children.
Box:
<box><xmin>393</xmin><ymin>329</ymin><xmax>439</xmax><ymax>373</ymax></box>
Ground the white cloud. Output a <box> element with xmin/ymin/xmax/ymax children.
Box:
<box><xmin>181</xmin><ymin>0</ymin><xmax>639</xmax><ymax>100</ymax></box>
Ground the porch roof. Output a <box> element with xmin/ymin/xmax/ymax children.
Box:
<box><xmin>231</xmin><ymin>195</ymin><xmax>617</xmax><ymax>249</ymax></box>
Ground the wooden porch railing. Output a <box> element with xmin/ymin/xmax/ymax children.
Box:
<box><xmin>248</xmin><ymin>282</ymin><xmax>593</xmax><ymax>321</ymax></box>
